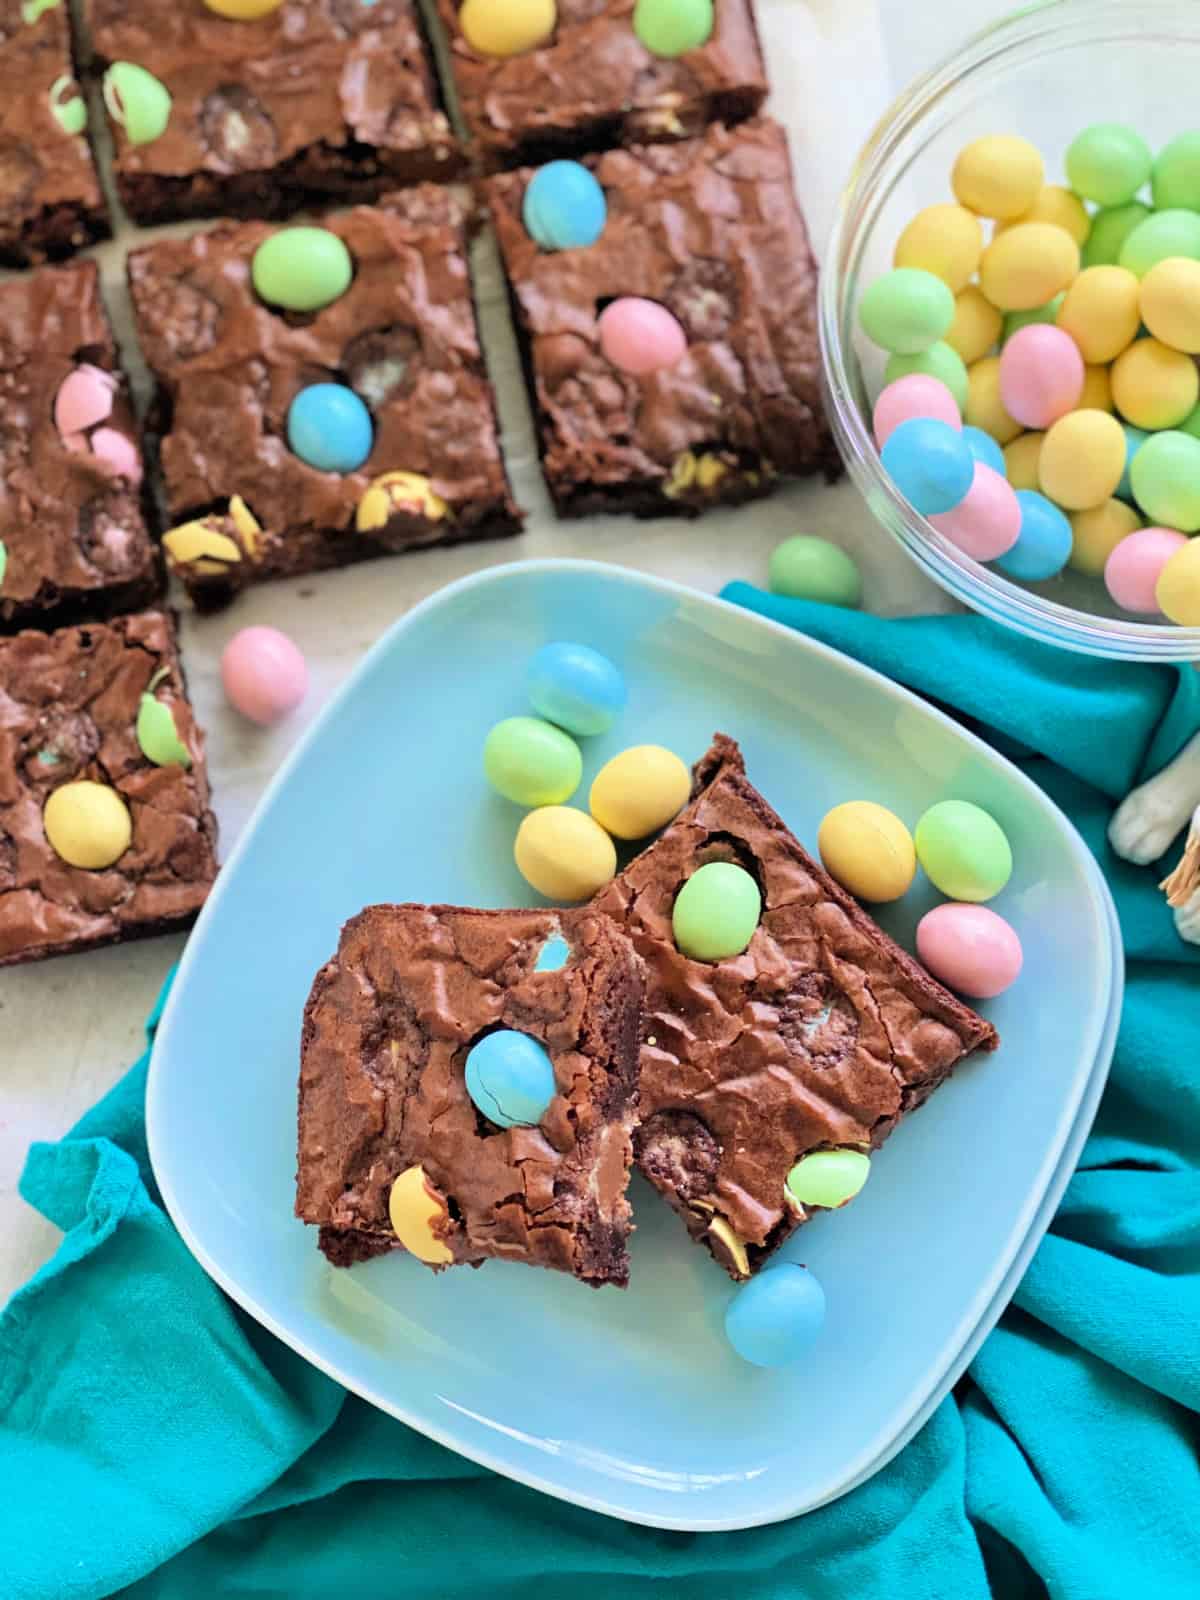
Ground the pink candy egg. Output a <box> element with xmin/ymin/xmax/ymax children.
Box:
<box><xmin>916</xmin><ymin>903</ymin><xmax>1023</xmax><ymax>999</ymax></box>
<box><xmin>597</xmin><ymin>297</ymin><xmax>687</xmax><ymax>375</ymax></box>
<box><xmin>998</xmin><ymin>325</ymin><xmax>1084</xmax><ymax>429</ymax></box>
<box><xmin>872</xmin><ymin>374</ymin><xmax>962</xmax><ymax>447</ymax></box>
<box><xmin>221</xmin><ymin>626</ymin><xmax>308</xmax><ymax>726</ymax></box>
<box><xmin>89</xmin><ymin>426</ymin><xmax>143</xmax><ymax>484</ymax></box>
<box><xmin>53</xmin><ymin>363</ymin><xmax>116</xmax><ymax>437</ymax></box>
<box><xmin>1104</xmin><ymin>526</ymin><xmax>1189</xmax><ymax>613</ymax></box>
<box><xmin>929</xmin><ymin>462</ymin><xmax>1021</xmax><ymax>560</ymax></box>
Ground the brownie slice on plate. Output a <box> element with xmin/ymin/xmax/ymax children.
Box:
<box><xmin>298</xmin><ymin>905</ymin><xmax>644</xmax><ymax>1286</ymax></box>
<box><xmin>592</xmin><ymin>735</ymin><xmax>999</xmax><ymax>1280</ymax></box>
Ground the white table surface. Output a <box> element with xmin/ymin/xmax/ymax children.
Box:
<box><xmin>0</xmin><ymin>0</ymin><xmax>1003</xmax><ymax>1304</ymax></box>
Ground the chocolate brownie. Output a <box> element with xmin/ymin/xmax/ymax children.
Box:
<box><xmin>128</xmin><ymin>188</ymin><xmax>522</xmax><ymax>607</ymax></box>
<box><xmin>437</xmin><ymin>0</ymin><xmax>767</xmax><ymax>168</ymax></box>
<box><xmin>0</xmin><ymin>610</ymin><xmax>218</xmax><ymax>966</ymax></box>
<box><xmin>0</xmin><ymin>0</ymin><xmax>108</xmax><ymax>265</ymax></box>
<box><xmin>592</xmin><ymin>735</ymin><xmax>999</xmax><ymax>1280</ymax></box>
<box><xmin>487</xmin><ymin>119</ymin><xmax>840</xmax><ymax>518</ymax></box>
<box><xmin>298</xmin><ymin>906</ymin><xmax>644</xmax><ymax>1286</ymax></box>
<box><xmin>0</xmin><ymin>262</ymin><xmax>160</xmax><ymax>634</ymax></box>
<box><xmin>84</xmin><ymin>0</ymin><xmax>461</xmax><ymax>225</ymax></box>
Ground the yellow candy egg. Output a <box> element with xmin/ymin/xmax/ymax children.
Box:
<box><xmin>952</xmin><ymin>135</ymin><xmax>1044</xmax><ymax>221</ymax></box>
<box><xmin>966</xmin><ymin>356</ymin><xmax>1022</xmax><ymax>444</ymax></box>
<box><xmin>1003</xmin><ymin>431</ymin><xmax>1045</xmax><ymax>489</ymax></box>
<box><xmin>515</xmin><ymin>807</ymin><xmax>617</xmax><ymax>901</ymax></box>
<box><xmin>995</xmin><ymin>185</ymin><xmax>1091</xmax><ymax>247</ymax></box>
<box><xmin>1079</xmin><ymin>364</ymin><xmax>1114</xmax><ymax>413</ymax></box>
<box><xmin>459</xmin><ymin>0</ymin><xmax>556</xmax><ymax>57</ymax></box>
<box><xmin>893</xmin><ymin>204</ymin><xmax>984</xmax><ymax>293</ymax></box>
<box><xmin>1038</xmin><ymin>409</ymin><xmax>1126</xmax><ymax>511</ymax></box>
<box><xmin>1068</xmin><ymin>499</ymin><xmax>1143</xmax><ymax>576</ymax></box>
<box><xmin>1111</xmin><ymin>337</ymin><xmax>1200</xmax><ymax>429</ymax></box>
<box><xmin>589</xmin><ymin>745</ymin><xmax>690</xmax><ymax>840</ymax></box>
<box><xmin>817</xmin><ymin>801</ymin><xmax>916</xmax><ymax>904</ymax></box>
<box><xmin>946</xmin><ymin>285</ymin><xmax>1003</xmax><ymax>365</ymax></box>
<box><xmin>203</xmin><ymin>0</ymin><xmax>283</xmax><ymax>15</ymax></box>
<box><xmin>42</xmin><ymin>780</ymin><xmax>132</xmax><ymax>869</ymax></box>
<box><xmin>1056</xmin><ymin>266</ymin><xmax>1141</xmax><ymax>364</ymax></box>
<box><xmin>979</xmin><ymin>223</ymin><xmax>1080</xmax><ymax>312</ymax></box>
<box><xmin>1156</xmin><ymin>535</ymin><xmax>1200</xmax><ymax>625</ymax></box>
<box><xmin>388</xmin><ymin>1166</ymin><xmax>454</xmax><ymax>1265</ymax></box>
<box><xmin>1139</xmin><ymin>257</ymin><xmax>1200</xmax><ymax>353</ymax></box>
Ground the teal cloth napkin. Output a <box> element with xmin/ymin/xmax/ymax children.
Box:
<box><xmin>3</xmin><ymin>600</ymin><xmax>1199</xmax><ymax>1600</ymax></box>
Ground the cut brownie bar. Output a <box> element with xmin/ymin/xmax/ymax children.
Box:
<box><xmin>486</xmin><ymin>119</ymin><xmax>840</xmax><ymax>518</ymax></box>
<box><xmin>0</xmin><ymin>610</ymin><xmax>218</xmax><ymax>966</ymax></box>
<box><xmin>85</xmin><ymin>0</ymin><xmax>460</xmax><ymax>225</ymax></box>
<box><xmin>592</xmin><ymin>735</ymin><xmax>999</xmax><ymax>1280</ymax></box>
<box><xmin>437</xmin><ymin>0</ymin><xmax>767</xmax><ymax>168</ymax></box>
<box><xmin>298</xmin><ymin>905</ymin><xmax>644</xmax><ymax>1286</ymax></box>
<box><xmin>128</xmin><ymin>188</ymin><xmax>522</xmax><ymax>607</ymax></box>
<box><xmin>0</xmin><ymin>262</ymin><xmax>159</xmax><ymax>633</ymax></box>
<box><xmin>0</xmin><ymin>0</ymin><xmax>108</xmax><ymax>265</ymax></box>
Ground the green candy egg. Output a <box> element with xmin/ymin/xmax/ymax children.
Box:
<box><xmin>1152</xmin><ymin>131</ymin><xmax>1200</xmax><ymax>212</ymax></box>
<box><xmin>136</xmin><ymin>685</ymin><xmax>191</xmax><ymax>769</ymax></box>
<box><xmin>915</xmin><ymin>800</ymin><xmax>1012</xmax><ymax>903</ymax></box>
<box><xmin>672</xmin><ymin>861</ymin><xmax>761</xmax><ymax>962</ymax></box>
<box><xmin>632</xmin><ymin>0</ymin><xmax>713</xmax><ymax>58</ymax></box>
<box><xmin>1177</xmin><ymin>404</ymin><xmax>1200</xmax><ymax>443</ymax></box>
<box><xmin>1118</xmin><ymin>209</ymin><xmax>1200</xmax><ymax>278</ymax></box>
<box><xmin>1002</xmin><ymin>293</ymin><xmax>1065</xmax><ymax>342</ymax></box>
<box><xmin>1129</xmin><ymin>430</ymin><xmax>1200</xmax><ymax>533</ymax></box>
<box><xmin>0</xmin><ymin>539</ymin><xmax>7</xmax><ymax>589</ymax></box>
<box><xmin>1080</xmin><ymin>203</ymin><xmax>1150</xmax><ymax>269</ymax></box>
<box><xmin>1065</xmin><ymin>123</ymin><xmax>1151</xmax><ymax>207</ymax></box>
<box><xmin>883</xmin><ymin>342</ymin><xmax>969</xmax><ymax>414</ymax></box>
<box><xmin>860</xmin><ymin>268</ymin><xmax>955</xmax><ymax>356</ymax></box>
<box><xmin>768</xmin><ymin>536</ymin><xmax>862</xmax><ymax>608</ymax></box>
<box><xmin>49</xmin><ymin>75</ymin><xmax>87</xmax><ymax>135</ymax></box>
<box><xmin>786</xmin><ymin>1149</ymin><xmax>870</xmax><ymax>1209</ymax></box>
<box><xmin>483</xmin><ymin>716</ymin><xmax>582</xmax><ymax>807</ymax></box>
<box><xmin>102</xmin><ymin>62</ymin><xmax>171</xmax><ymax>146</ymax></box>
<box><xmin>252</xmin><ymin>227</ymin><xmax>354</xmax><ymax>313</ymax></box>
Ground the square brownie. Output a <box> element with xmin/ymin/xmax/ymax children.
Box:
<box><xmin>591</xmin><ymin>736</ymin><xmax>999</xmax><ymax>1280</ymax></box>
<box><xmin>0</xmin><ymin>0</ymin><xmax>108</xmax><ymax>265</ymax></box>
<box><xmin>128</xmin><ymin>188</ymin><xmax>522</xmax><ymax>607</ymax></box>
<box><xmin>437</xmin><ymin>0</ymin><xmax>767</xmax><ymax>167</ymax></box>
<box><xmin>0</xmin><ymin>609</ymin><xmax>218</xmax><ymax>967</ymax></box>
<box><xmin>298</xmin><ymin>905</ymin><xmax>644</xmax><ymax>1286</ymax></box>
<box><xmin>85</xmin><ymin>0</ymin><xmax>460</xmax><ymax>225</ymax></box>
<box><xmin>486</xmin><ymin>119</ymin><xmax>840</xmax><ymax>518</ymax></box>
<box><xmin>0</xmin><ymin>262</ymin><xmax>160</xmax><ymax>633</ymax></box>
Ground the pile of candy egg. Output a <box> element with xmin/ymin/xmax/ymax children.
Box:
<box><xmin>859</xmin><ymin>124</ymin><xmax>1200</xmax><ymax>626</ymax></box>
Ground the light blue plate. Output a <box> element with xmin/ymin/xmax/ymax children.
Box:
<box><xmin>147</xmin><ymin>560</ymin><xmax>1119</xmax><ymax>1531</ymax></box>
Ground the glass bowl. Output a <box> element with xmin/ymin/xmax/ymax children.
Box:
<box><xmin>819</xmin><ymin>0</ymin><xmax>1200</xmax><ymax>662</ymax></box>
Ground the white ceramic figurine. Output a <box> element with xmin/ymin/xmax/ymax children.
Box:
<box><xmin>1109</xmin><ymin>729</ymin><xmax>1200</xmax><ymax>945</ymax></box>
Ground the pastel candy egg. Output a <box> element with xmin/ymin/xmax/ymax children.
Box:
<box><xmin>43</xmin><ymin>781</ymin><xmax>132</xmax><ymax>870</ymax></box>
<box><xmin>914</xmin><ymin>799</ymin><xmax>1012</xmax><ymax>903</ymax></box>
<box><xmin>460</xmin><ymin>0</ymin><xmax>557</xmax><ymax>56</ymax></box>
<box><xmin>522</xmin><ymin>161</ymin><xmax>606</xmax><ymax>250</ymax></box>
<box><xmin>526</xmin><ymin>641</ymin><xmax>626</xmax><ymax>736</ymax></box>
<box><xmin>880</xmin><ymin>417</ymin><xmax>974</xmax><ymax>517</ymax></box>
<box><xmin>767</xmin><ymin>536</ymin><xmax>862</xmax><ymax>607</ymax></box>
<box><xmin>514</xmin><ymin>806</ymin><xmax>617</xmax><ymax>901</ymax></box>
<box><xmin>1056</xmin><ymin>265</ymin><xmax>1141</xmax><ymax>364</ymax></box>
<box><xmin>817</xmin><ymin>800</ymin><xmax>915</xmax><ymax>903</ymax></box>
<box><xmin>1129</xmin><ymin>430</ymin><xmax>1200</xmax><ymax>532</ymax></box>
<box><xmin>483</xmin><ymin>715</ymin><xmax>582</xmax><ymax>805</ymax></box>
<box><xmin>1156</xmin><ymin>536</ymin><xmax>1200</xmax><ymax>625</ymax></box>
<box><xmin>1180</xmin><ymin>404</ymin><xmax>1200</xmax><ymax>442</ymax></box>
<box><xmin>945</xmin><ymin>285</ymin><xmax>1002</xmax><ymax>365</ymax></box>
<box><xmin>1138</xmin><ymin>257</ymin><xmax>1200</xmax><ymax>353</ymax></box>
<box><xmin>979</xmin><ymin>223</ymin><xmax>1079</xmax><ymax>312</ymax></box>
<box><xmin>1079</xmin><ymin>364</ymin><xmax>1113</xmax><ymax>414</ymax></box>
<box><xmin>1002</xmin><ymin>293</ymin><xmax>1065</xmax><ymax>341</ymax></box>
<box><xmin>1116</xmin><ymin>423</ymin><xmax>1148</xmax><ymax>503</ymax></box>
<box><xmin>871</xmin><ymin>374</ymin><xmax>961</xmax><ymax>447</ymax></box>
<box><xmin>998</xmin><ymin>324</ymin><xmax>1083</xmax><ymax>429</ymax></box>
<box><xmin>995</xmin><ymin>490</ymin><xmax>1072</xmax><ymax>581</ymax></box>
<box><xmin>589</xmin><ymin>744</ymin><xmax>690</xmax><ymax>839</ymax></box>
<box><xmin>102</xmin><ymin>62</ymin><xmax>171</xmax><ymax>145</ymax></box>
<box><xmin>89</xmin><ymin>427</ymin><xmax>142</xmax><ymax>484</ymax></box>
<box><xmin>785</xmin><ymin>1149</ymin><xmax>870</xmax><ymax>1209</ymax></box>
<box><xmin>220</xmin><ymin>626</ymin><xmax>308</xmax><ymax>725</ymax></box>
<box><xmin>136</xmin><ymin>682</ymin><xmax>190</xmax><ymax>769</ymax></box>
<box><xmin>1065</xmin><ymin>123</ymin><xmax>1151</xmax><ymax>207</ymax></box>
<box><xmin>951</xmin><ymin>134</ymin><xmax>1043</xmax><ymax>221</ymax></box>
<box><xmin>960</xmin><ymin>425</ymin><xmax>1006</xmax><ymax>475</ymax></box>
<box><xmin>995</xmin><ymin>185</ymin><xmax>1090</xmax><ymax>248</ymax></box>
<box><xmin>388</xmin><ymin>1166</ymin><xmax>453</xmax><ymax>1265</ymax></box>
<box><xmin>0</xmin><ymin>540</ymin><xmax>7</xmax><ymax>589</ymax></box>
<box><xmin>287</xmin><ymin>383</ymin><xmax>373</xmax><ymax>472</ymax></box>
<box><xmin>929</xmin><ymin>462</ymin><xmax>1021</xmax><ymax>561</ymax></box>
<box><xmin>1112</xmin><ymin>338</ymin><xmax>1199</xmax><ymax>430</ymax></box>
<box><xmin>1068</xmin><ymin>499</ymin><xmax>1143</xmax><ymax>577</ymax></box>
<box><xmin>1082</xmin><ymin>202</ymin><xmax>1150</xmax><ymax>269</ymax></box>
<box><xmin>49</xmin><ymin>74</ymin><xmax>87</xmax><ymax>136</ymax></box>
<box><xmin>251</xmin><ymin>227</ymin><xmax>353</xmax><ymax>312</ymax></box>
<box><xmin>965</xmin><ymin>356</ymin><xmax>1021</xmax><ymax>445</ymax></box>
<box><xmin>892</xmin><ymin>204</ymin><xmax>983</xmax><ymax>292</ymax></box>
<box><xmin>632</xmin><ymin>0</ymin><xmax>713</xmax><ymax>57</ymax></box>
<box><xmin>1003</xmin><ymin>431</ymin><xmax>1044</xmax><ymax>491</ymax></box>
<box><xmin>205</xmin><ymin>0</ymin><xmax>283</xmax><ymax>13</ymax></box>
<box><xmin>1038</xmin><ymin>409</ymin><xmax>1126</xmax><ymax>512</ymax></box>
<box><xmin>724</xmin><ymin>1264</ymin><xmax>826</xmax><ymax>1368</ymax></box>
<box><xmin>883</xmin><ymin>343</ymin><xmax>969</xmax><ymax>414</ymax></box>
<box><xmin>465</xmin><ymin>1029</ymin><xmax>558</xmax><ymax>1128</ymax></box>
<box><xmin>916</xmin><ymin>904</ymin><xmax>1023</xmax><ymax>999</ymax></box>
<box><xmin>54</xmin><ymin>364</ymin><xmax>115</xmax><ymax>435</ymax></box>
<box><xmin>672</xmin><ymin>861</ymin><xmax>761</xmax><ymax>961</ymax></box>
<box><xmin>1119</xmin><ymin>209</ymin><xmax>1200</xmax><ymax>279</ymax></box>
<box><xmin>597</xmin><ymin>297</ymin><xmax>686</xmax><ymax>374</ymax></box>
<box><xmin>1152</xmin><ymin>131</ymin><xmax>1200</xmax><ymax>212</ymax></box>
<box><xmin>858</xmin><ymin>268</ymin><xmax>955</xmax><ymax>355</ymax></box>
<box><xmin>1104</xmin><ymin>527</ymin><xmax>1189</xmax><ymax>612</ymax></box>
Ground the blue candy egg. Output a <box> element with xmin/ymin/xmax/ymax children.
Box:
<box><xmin>465</xmin><ymin>1029</ymin><xmax>558</xmax><ymax>1129</ymax></box>
<box><xmin>994</xmin><ymin>490</ymin><xmax>1073</xmax><ymax>581</ymax></box>
<box><xmin>526</xmin><ymin>641</ymin><xmax>627</xmax><ymax>736</ymax></box>
<box><xmin>724</xmin><ymin>1264</ymin><xmax>826</xmax><ymax>1368</ymax></box>
<box><xmin>522</xmin><ymin>161</ymin><xmax>607</xmax><ymax>251</ymax></box>
<box><xmin>960</xmin><ymin>425</ymin><xmax>1006</xmax><ymax>476</ymax></box>
<box><xmin>1116</xmin><ymin>423</ymin><xmax>1148</xmax><ymax>504</ymax></box>
<box><xmin>287</xmin><ymin>383</ymin><xmax>373</xmax><ymax>473</ymax></box>
<box><xmin>880</xmin><ymin>417</ymin><xmax>974</xmax><ymax>516</ymax></box>
<box><xmin>534</xmin><ymin>933</ymin><xmax>571</xmax><ymax>972</ymax></box>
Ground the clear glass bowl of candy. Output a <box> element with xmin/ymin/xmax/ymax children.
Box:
<box><xmin>819</xmin><ymin>0</ymin><xmax>1200</xmax><ymax>661</ymax></box>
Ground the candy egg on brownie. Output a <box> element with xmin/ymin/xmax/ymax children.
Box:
<box><xmin>786</xmin><ymin>1149</ymin><xmax>870</xmax><ymax>1210</ymax></box>
<box><xmin>598</xmin><ymin>297</ymin><xmax>687</xmax><ymax>374</ymax></box>
<box><xmin>251</xmin><ymin>226</ymin><xmax>353</xmax><ymax>312</ymax></box>
<box><xmin>221</xmin><ymin>626</ymin><xmax>308</xmax><ymax>726</ymax></box>
<box><xmin>522</xmin><ymin>161</ymin><xmax>607</xmax><ymax>251</ymax></box>
<box><xmin>287</xmin><ymin>383</ymin><xmax>373</xmax><ymax>473</ymax></box>
<box><xmin>460</xmin><ymin>0</ymin><xmax>557</xmax><ymax>56</ymax></box>
<box><xmin>672</xmin><ymin>861</ymin><xmax>761</xmax><ymax>961</ymax></box>
<box><xmin>465</xmin><ymin>1030</ymin><xmax>558</xmax><ymax>1128</ymax></box>
<box><xmin>42</xmin><ymin>781</ymin><xmax>132</xmax><ymax>870</ymax></box>
<box><xmin>388</xmin><ymin>1165</ymin><xmax>453</xmax><ymax>1265</ymax></box>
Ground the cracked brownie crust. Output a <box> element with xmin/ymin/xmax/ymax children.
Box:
<box><xmin>592</xmin><ymin>735</ymin><xmax>999</xmax><ymax>1279</ymax></box>
<box><xmin>297</xmin><ymin>905</ymin><xmax>644</xmax><ymax>1286</ymax></box>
